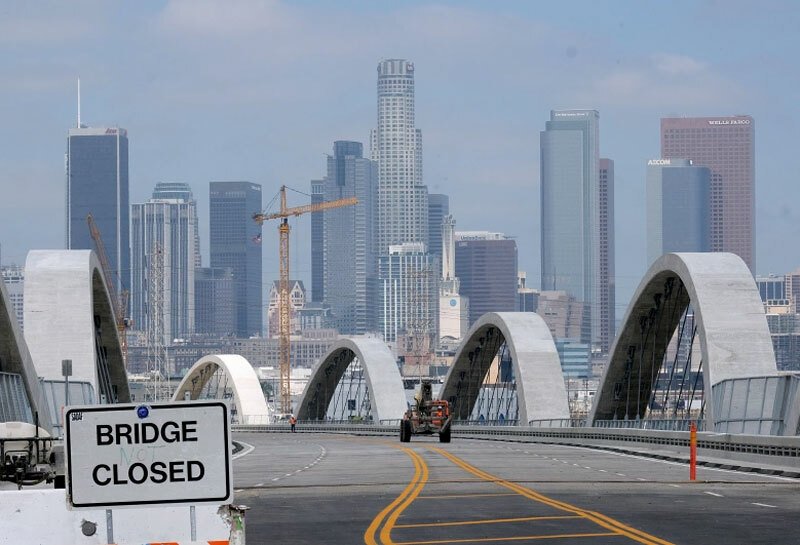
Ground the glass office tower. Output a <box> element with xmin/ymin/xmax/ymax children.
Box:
<box><xmin>322</xmin><ymin>141</ymin><xmax>378</xmax><ymax>334</ymax></box>
<box><xmin>66</xmin><ymin>126</ymin><xmax>129</xmax><ymax>294</ymax></box>
<box><xmin>646</xmin><ymin>159</ymin><xmax>711</xmax><ymax>266</ymax></box>
<box><xmin>131</xmin><ymin>182</ymin><xmax>199</xmax><ymax>341</ymax></box>
<box><xmin>209</xmin><ymin>182</ymin><xmax>262</xmax><ymax>337</ymax></box>
<box><xmin>540</xmin><ymin>110</ymin><xmax>601</xmax><ymax>347</ymax></box>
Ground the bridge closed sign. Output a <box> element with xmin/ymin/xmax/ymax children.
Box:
<box><xmin>65</xmin><ymin>401</ymin><xmax>232</xmax><ymax>509</ymax></box>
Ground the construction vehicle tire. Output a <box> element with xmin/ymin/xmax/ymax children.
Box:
<box><xmin>400</xmin><ymin>420</ymin><xmax>412</xmax><ymax>442</ymax></box>
<box><xmin>439</xmin><ymin>425</ymin><xmax>451</xmax><ymax>443</ymax></box>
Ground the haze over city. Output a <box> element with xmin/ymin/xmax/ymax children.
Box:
<box><xmin>1</xmin><ymin>0</ymin><xmax>798</xmax><ymax>311</ymax></box>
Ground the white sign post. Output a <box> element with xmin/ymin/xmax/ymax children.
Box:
<box><xmin>65</xmin><ymin>401</ymin><xmax>233</xmax><ymax>509</ymax></box>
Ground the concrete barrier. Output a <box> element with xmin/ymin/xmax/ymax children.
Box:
<box><xmin>0</xmin><ymin>489</ymin><xmax>231</xmax><ymax>544</ymax></box>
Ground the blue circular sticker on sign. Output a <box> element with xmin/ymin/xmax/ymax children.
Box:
<box><xmin>450</xmin><ymin>298</ymin><xmax>457</xmax><ymax>307</ymax></box>
<box><xmin>136</xmin><ymin>405</ymin><xmax>150</xmax><ymax>419</ymax></box>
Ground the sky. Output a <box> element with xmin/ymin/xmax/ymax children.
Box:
<box><xmin>1</xmin><ymin>0</ymin><xmax>798</xmax><ymax>315</ymax></box>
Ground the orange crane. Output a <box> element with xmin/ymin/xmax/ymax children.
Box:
<box><xmin>253</xmin><ymin>185</ymin><xmax>357</xmax><ymax>414</ymax></box>
<box><xmin>87</xmin><ymin>214</ymin><xmax>131</xmax><ymax>368</ymax></box>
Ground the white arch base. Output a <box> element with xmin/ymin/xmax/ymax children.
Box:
<box><xmin>172</xmin><ymin>355</ymin><xmax>270</xmax><ymax>424</ymax></box>
<box><xmin>296</xmin><ymin>337</ymin><xmax>407</xmax><ymax>422</ymax></box>
<box><xmin>440</xmin><ymin>312</ymin><xmax>570</xmax><ymax>425</ymax></box>
<box><xmin>589</xmin><ymin>253</ymin><xmax>779</xmax><ymax>433</ymax></box>
<box><xmin>24</xmin><ymin>250</ymin><xmax>129</xmax><ymax>405</ymax></box>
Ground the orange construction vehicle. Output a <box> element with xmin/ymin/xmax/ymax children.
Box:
<box><xmin>400</xmin><ymin>380</ymin><xmax>452</xmax><ymax>443</ymax></box>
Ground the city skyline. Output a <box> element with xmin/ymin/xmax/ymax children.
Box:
<box><xmin>1</xmin><ymin>1</ymin><xmax>798</xmax><ymax>315</ymax></box>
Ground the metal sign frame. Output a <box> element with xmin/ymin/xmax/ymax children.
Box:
<box><xmin>65</xmin><ymin>401</ymin><xmax>232</xmax><ymax>509</ymax></box>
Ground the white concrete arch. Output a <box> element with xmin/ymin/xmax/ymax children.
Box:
<box><xmin>0</xmin><ymin>276</ymin><xmax>52</xmax><ymax>429</ymax></box>
<box><xmin>172</xmin><ymin>354</ymin><xmax>270</xmax><ymax>424</ymax></box>
<box><xmin>440</xmin><ymin>312</ymin><xmax>570</xmax><ymax>425</ymax></box>
<box><xmin>589</xmin><ymin>253</ymin><xmax>776</xmax><ymax>430</ymax></box>
<box><xmin>24</xmin><ymin>250</ymin><xmax>130</xmax><ymax>404</ymax></box>
<box><xmin>296</xmin><ymin>337</ymin><xmax>407</xmax><ymax>422</ymax></box>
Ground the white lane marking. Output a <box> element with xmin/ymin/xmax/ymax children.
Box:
<box><xmin>256</xmin><ymin>482</ymin><xmax>264</xmax><ymax>487</ymax></box>
<box><xmin>583</xmin><ymin>466</ymin><xmax>592</xmax><ymax>470</ymax></box>
<box><xmin>670</xmin><ymin>484</ymin><xmax>681</xmax><ymax>488</ymax></box>
<box><xmin>751</xmin><ymin>502</ymin><xmax>778</xmax><ymax>508</ymax></box>
<box><xmin>573</xmin><ymin>463</ymin><xmax>580</xmax><ymax>467</ymax></box>
<box><xmin>598</xmin><ymin>469</ymin><xmax>607</xmax><ymax>473</ymax></box>
<box><xmin>616</xmin><ymin>473</ymin><xmax>627</xmax><ymax>477</ymax></box>
<box><xmin>636</xmin><ymin>477</ymin><xmax>647</xmax><ymax>481</ymax></box>
<box><xmin>567</xmin><ymin>444</ymin><xmax>798</xmax><ymax>482</ymax></box>
<box><xmin>704</xmin><ymin>491</ymin><xmax>724</xmax><ymax>497</ymax></box>
<box><xmin>232</xmin><ymin>441</ymin><xmax>256</xmax><ymax>460</ymax></box>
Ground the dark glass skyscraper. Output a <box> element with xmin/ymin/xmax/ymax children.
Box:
<box><xmin>66</xmin><ymin>126</ymin><xmax>129</xmax><ymax>294</ymax></box>
<box><xmin>322</xmin><ymin>141</ymin><xmax>378</xmax><ymax>334</ymax></box>
<box><xmin>209</xmin><ymin>182</ymin><xmax>262</xmax><ymax>337</ymax></box>
<box><xmin>428</xmin><ymin>193</ymin><xmax>449</xmax><ymax>262</ymax></box>
<box><xmin>646</xmin><ymin>159</ymin><xmax>711</xmax><ymax>265</ymax></box>
<box><xmin>454</xmin><ymin>232</ymin><xmax>518</xmax><ymax>326</ymax></box>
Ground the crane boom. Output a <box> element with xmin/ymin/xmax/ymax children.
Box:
<box><xmin>253</xmin><ymin>185</ymin><xmax>357</xmax><ymax>414</ymax></box>
<box><xmin>86</xmin><ymin>214</ymin><xmax>129</xmax><ymax>368</ymax></box>
<box><xmin>253</xmin><ymin>195</ymin><xmax>358</xmax><ymax>224</ymax></box>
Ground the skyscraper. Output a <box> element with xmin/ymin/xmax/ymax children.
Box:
<box><xmin>0</xmin><ymin>266</ymin><xmax>24</xmax><ymax>330</ymax></box>
<box><xmin>540</xmin><ymin>109</ymin><xmax>601</xmax><ymax>347</ymax></box>
<box><xmin>598</xmin><ymin>158</ymin><xmax>615</xmax><ymax>354</ymax></box>
<box><xmin>646</xmin><ymin>158</ymin><xmax>711</xmax><ymax>265</ymax></box>
<box><xmin>66</xmin><ymin>125</ymin><xmax>129</xmax><ymax>294</ymax></box>
<box><xmin>454</xmin><ymin>232</ymin><xmax>518</xmax><ymax>326</ymax></box>
<box><xmin>371</xmin><ymin>59</ymin><xmax>428</xmax><ymax>254</ymax></box>
<box><xmin>378</xmin><ymin>243</ymin><xmax>438</xmax><ymax>343</ymax></box>
<box><xmin>209</xmin><ymin>182</ymin><xmax>262</xmax><ymax>337</ymax></box>
<box><xmin>310</xmin><ymin>179</ymin><xmax>325</xmax><ymax>303</ymax></box>
<box><xmin>194</xmin><ymin>267</ymin><xmax>235</xmax><ymax>336</ymax></box>
<box><xmin>661</xmin><ymin>116</ymin><xmax>755</xmax><ymax>271</ymax></box>
<box><xmin>428</xmin><ymin>194</ymin><xmax>449</xmax><ymax>262</ymax></box>
<box><xmin>131</xmin><ymin>182</ymin><xmax>199</xmax><ymax>342</ymax></box>
<box><xmin>322</xmin><ymin>141</ymin><xmax>378</xmax><ymax>334</ymax></box>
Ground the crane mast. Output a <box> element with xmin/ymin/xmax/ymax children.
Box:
<box><xmin>87</xmin><ymin>214</ymin><xmax>130</xmax><ymax>368</ymax></box>
<box><xmin>254</xmin><ymin>185</ymin><xmax>358</xmax><ymax>414</ymax></box>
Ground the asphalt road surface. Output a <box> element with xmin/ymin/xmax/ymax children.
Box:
<box><xmin>232</xmin><ymin>432</ymin><xmax>800</xmax><ymax>545</ymax></box>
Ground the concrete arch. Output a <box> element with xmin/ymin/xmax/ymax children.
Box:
<box><xmin>296</xmin><ymin>337</ymin><xmax>407</xmax><ymax>422</ymax></box>
<box><xmin>0</xmin><ymin>276</ymin><xmax>52</xmax><ymax>429</ymax></box>
<box><xmin>589</xmin><ymin>253</ymin><xmax>776</xmax><ymax>430</ymax></box>
<box><xmin>440</xmin><ymin>312</ymin><xmax>570</xmax><ymax>425</ymax></box>
<box><xmin>24</xmin><ymin>250</ymin><xmax>130</xmax><ymax>404</ymax></box>
<box><xmin>172</xmin><ymin>354</ymin><xmax>270</xmax><ymax>424</ymax></box>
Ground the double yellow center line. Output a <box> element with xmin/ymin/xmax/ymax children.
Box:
<box><xmin>364</xmin><ymin>446</ymin><xmax>429</xmax><ymax>545</ymax></box>
<box><xmin>365</xmin><ymin>445</ymin><xmax>675</xmax><ymax>545</ymax></box>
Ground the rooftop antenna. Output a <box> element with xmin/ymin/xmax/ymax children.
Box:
<box><xmin>77</xmin><ymin>77</ymin><xmax>81</xmax><ymax>128</ymax></box>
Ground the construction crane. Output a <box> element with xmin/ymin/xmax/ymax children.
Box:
<box><xmin>87</xmin><ymin>214</ymin><xmax>130</xmax><ymax>368</ymax></box>
<box><xmin>253</xmin><ymin>185</ymin><xmax>357</xmax><ymax>414</ymax></box>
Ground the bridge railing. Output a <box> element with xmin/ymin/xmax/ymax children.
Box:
<box><xmin>232</xmin><ymin>420</ymin><xmax>800</xmax><ymax>470</ymax></box>
<box><xmin>591</xmin><ymin>419</ymin><xmax>703</xmax><ymax>432</ymax></box>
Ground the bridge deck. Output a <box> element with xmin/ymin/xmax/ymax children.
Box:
<box><xmin>233</xmin><ymin>432</ymin><xmax>799</xmax><ymax>544</ymax></box>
